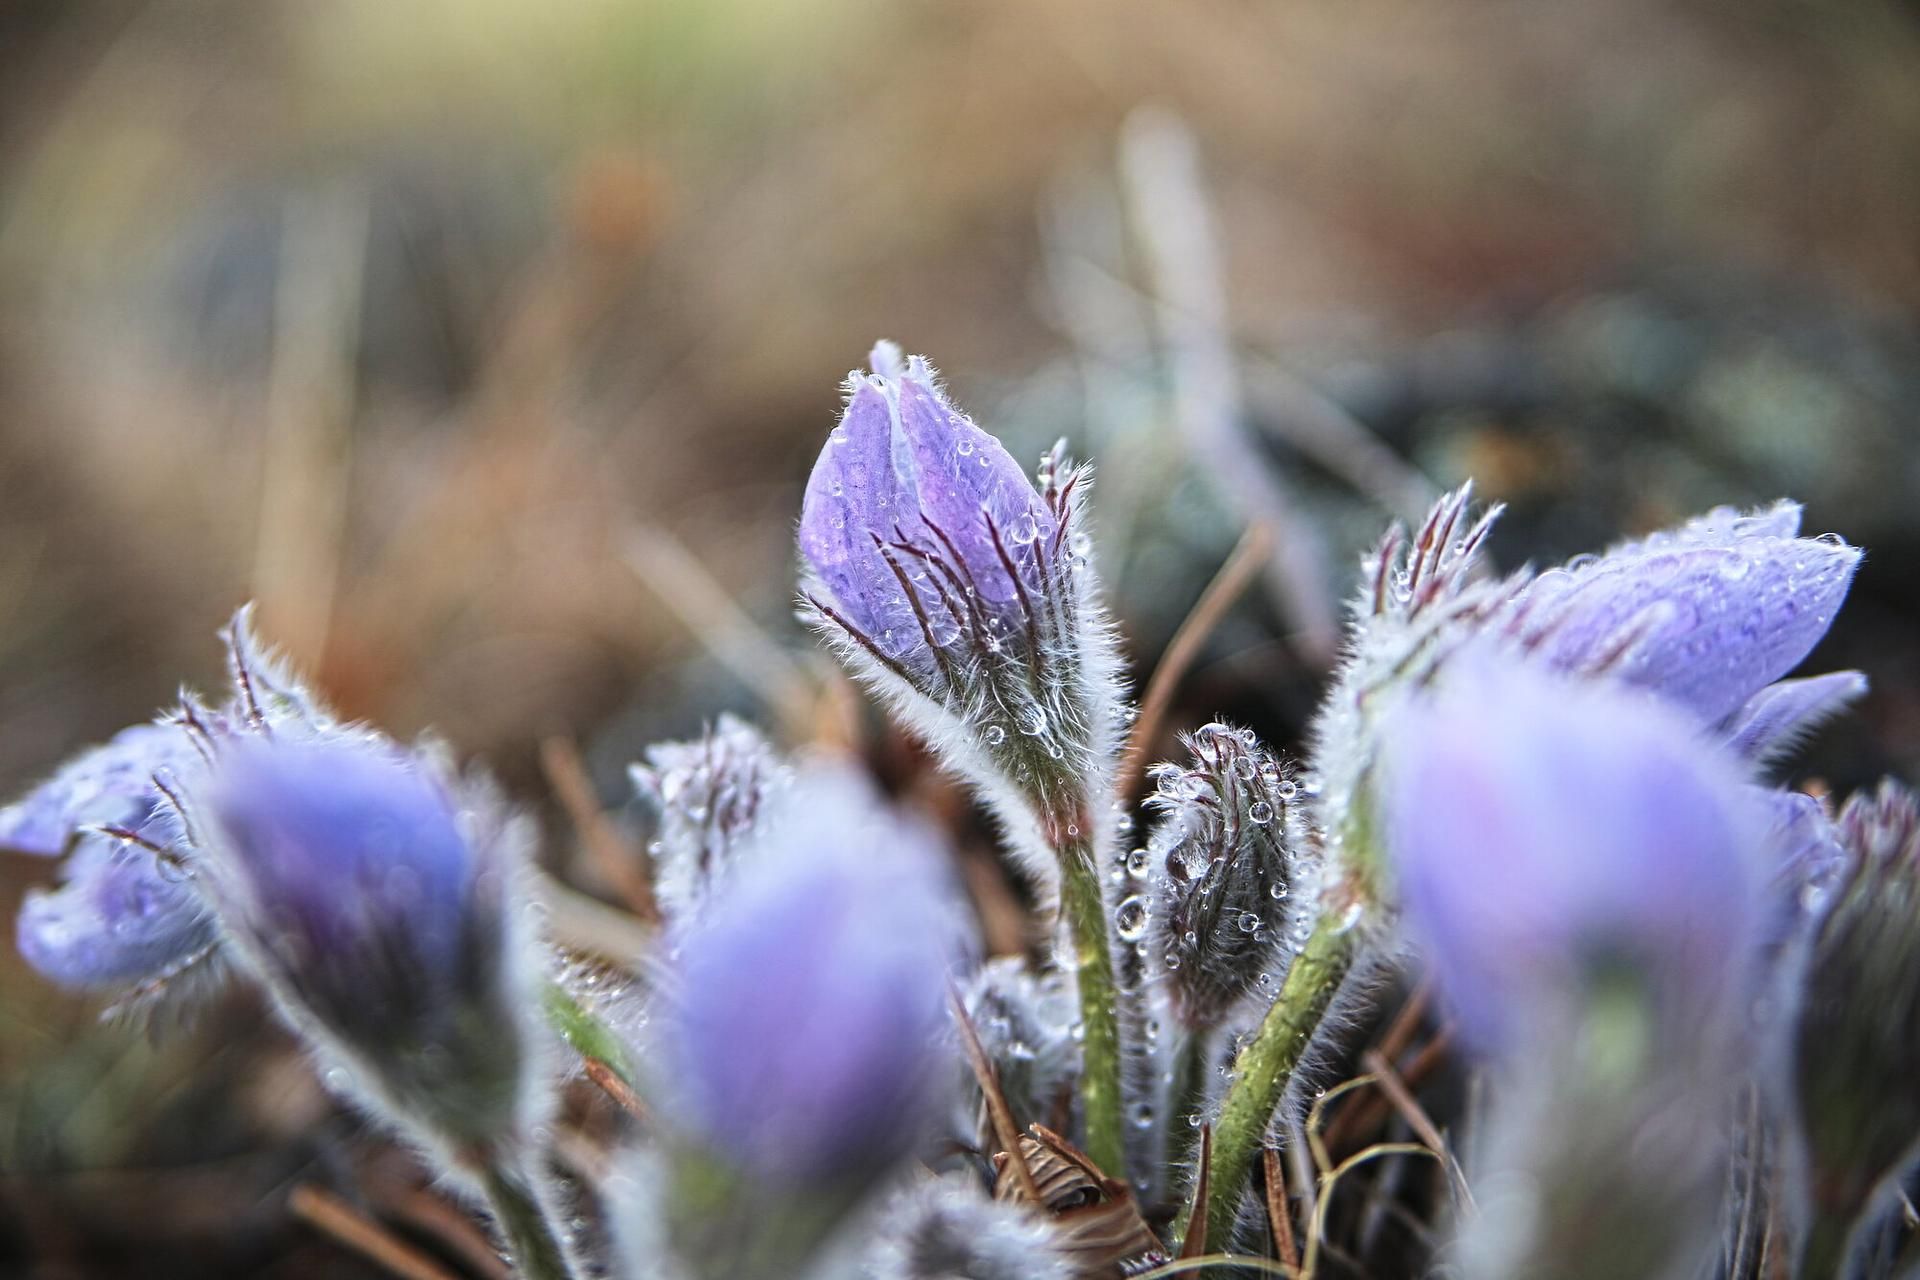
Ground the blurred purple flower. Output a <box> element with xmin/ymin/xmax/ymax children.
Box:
<box><xmin>1498</xmin><ymin>501</ymin><xmax>1860</xmax><ymax>724</ymax></box>
<box><xmin>200</xmin><ymin>735</ymin><xmax>539</xmax><ymax>1147</ymax></box>
<box><xmin>662</xmin><ymin>767</ymin><xmax>961</xmax><ymax>1185</ymax></box>
<box><xmin>799</xmin><ymin>342</ymin><xmax>1058</xmax><ymax>679</ymax></box>
<box><xmin>1385</xmin><ymin>661</ymin><xmax>1768</xmax><ymax>1051</ymax></box>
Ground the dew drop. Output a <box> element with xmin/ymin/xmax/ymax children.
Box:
<box><xmin>1249</xmin><ymin>800</ymin><xmax>1274</xmax><ymax>825</ymax></box>
<box><xmin>1116</xmin><ymin>895</ymin><xmax>1149</xmax><ymax>941</ymax></box>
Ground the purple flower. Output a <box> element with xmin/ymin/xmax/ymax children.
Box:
<box><xmin>199</xmin><ymin>735</ymin><xmax>539</xmax><ymax>1149</ymax></box>
<box><xmin>1384</xmin><ymin>661</ymin><xmax>1769</xmax><ymax>1052</ymax></box>
<box><xmin>1498</xmin><ymin>501</ymin><xmax>1860</xmax><ymax>724</ymax></box>
<box><xmin>661</xmin><ymin>767</ymin><xmax>961</xmax><ymax>1184</ymax></box>
<box><xmin>799</xmin><ymin>343</ymin><xmax>1059</xmax><ymax>679</ymax></box>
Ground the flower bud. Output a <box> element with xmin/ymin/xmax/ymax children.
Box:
<box><xmin>796</xmin><ymin>343</ymin><xmax>1125</xmax><ymax>867</ymax></box>
<box><xmin>629</xmin><ymin>713</ymin><xmax>790</xmax><ymax>923</ymax></box>
<box><xmin>658</xmin><ymin>767</ymin><xmax>964</xmax><ymax>1186</ymax></box>
<box><xmin>1790</xmin><ymin>779</ymin><xmax>1920</xmax><ymax>1270</ymax></box>
<box><xmin>1384</xmin><ymin>660</ymin><xmax>1767</xmax><ymax>1054</ymax></box>
<box><xmin>197</xmin><ymin>735</ymin><xmax>544</xmax><ymax>1156</ymax></box>
<box><xmin>1144</xmin><ymin>723</ymin><xmax>1307</xmax><ymax>1031</ymax></box>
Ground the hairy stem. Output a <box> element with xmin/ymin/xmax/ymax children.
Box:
<box><xmin>480</xmin><ymin>1153</ymin><xmax>579</xmax><ymax>1280</ymax></box>
<box><xmin>1167</xmin><ymin>1026</ymin><xmax>1213</xmax><ymax>1173</ymax></box>
<box><xmin>1193</xmin><ymin>914</ymin><xmax>1357</xmax><ymax>1249</ymax></box>
<box><xmin>1059</xmin><ymin>834</ymin><xmax>1127</xmax><ymax>1178</ymax></box>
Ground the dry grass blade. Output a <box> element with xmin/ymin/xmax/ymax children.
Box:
<box><xmin>1118</xmin><ymin>521</ymin><xmax>1274</xmax><ymax>798</ymax></box>
<box><xmin>1133</xmin><ymin>1253</ymin><xmax>1300</xmax><ymax>1278</ymax></box>
<box><xmin>948</xmin><ymin>986</ymin><xmax>1042</xmax><ymax>1206</ymax></box>
<box><xmin>540</xmin><ymin>735</ymin><xmax>660</xmax><ymax>924</ymax></box>
<box><xmin>1302</xmin><ymin>1144</ymin><xmax>1438</xmax><ymax>1280</ymax></box>
<box><xmin>391</xmin><ymin>1189</ymin><xmax>514</xmax><ymax>1280</ymax></box>
<box><xmin>1360</xmin><ymin>1048</ymin><xmax>1473</xmax><ymax>1215</ymax></box>
<box><xmin>288</xmin><ymin>1184</ymin><xmax>462</xmax><ymax>1280</ymax></box>
<box><xmin>622</xmin><ymin>524</ymin><xmax>817</xmax><ymax>736</ymax></box>
<box><xmin>1263</xmin><ymin>1146</ymin><xmax>1299</xmax><ymax>1269</ymax></box>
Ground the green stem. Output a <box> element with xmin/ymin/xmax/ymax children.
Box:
<box><xmin>1795</xmin><ymin>1201</ymin><xmax>1860</xmax><ymax>1280</ymax></box>
<box><xmin>1059</xmin><ymin>838</ymin><xmax>1127</xmax><ymax>1178</ymax></box>
<box><xmin>479</xmin><ymin>1153</ymin><xmax>580</xmax><ymax>1280</ymax></box>
<box><xmin>1191</xmin><ymin>914</ymin><xmax>1358</xmax><ymax>1249</ymax></box>
<box><xmin>1166</xmin><ymin>1026</ymin><xmax>1212</xmax><ymax>1173</ymax></box>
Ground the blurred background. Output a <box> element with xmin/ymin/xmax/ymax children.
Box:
<box><xmin>2</xmin><ymin>0</ymin><xmax>1918</xmax><ymax>1273</ymax></box>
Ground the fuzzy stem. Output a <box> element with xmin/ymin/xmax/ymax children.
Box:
<box><xmin>1191</xmin><ymin>914</ymin><xmax>1357</xmax><ymax>1249</ymax></box>
<box><xmin>479</xmin><ymin>1154</ymin><xmax>579</xmax><ymax>1280</ymax></box>
<box><xmin>1167</xmin><ymin>1027</ymin><xmax>1213</xmax><ymax>1173</ymax></box>
<box><xmin>1059</xmin><ymin>832</ymin><xmax>1128</xmax><ymax>1179</ymax></box>
<box><xmin>1795</xmin><ymin>1198</ymin><xmax>1861</xmax><ymax>1280</ymax></box>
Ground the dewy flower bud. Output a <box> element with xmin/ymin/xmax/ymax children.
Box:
<box><xmin>1790</xmin><ymin>779</ymin><xmax>1920</xmax><ymax>1271</ymax></box>
<box><xmin>197</xmin><ymin>735</ymin><xmax>543</xmax><ymax>1155</ymax></box>
<box><xmin>1384</xmin><ymin>660</ymin><xmax>1767</xmax><ymax>1053</ymax></box>
<box><xmin>1144</xmin><ymin>723</ymin><xmax>1307</xmax><ymax>1031</ymax></box>
<box><xmin>1496</xmin><ymin>501</ymin><xmax>1860</xmax><ymax>725</ymax></box>
<box><xmin>659</xmin><ymin>767</ymin><xmax>962</xmax><ymax>1186</ymax></box>
<box><xmin>629</xmin><ymin>713</ymin><xmax>790</xmax><ymax>923</ymax></box>
<box><xmin>796</xmin><ymin>342</ymin><xmax>1124</xmax><ymax>858</ymax></box>
<box><xmin>956</xmin><ymin>957</ymin><xmax>1079</xmax><ymax>1145</ymax></box>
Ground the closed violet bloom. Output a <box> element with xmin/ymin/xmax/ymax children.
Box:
<box><xmin>1385</xmin><ymin>662</ymin><xmax>1771</xmax><ymax>1280</ymax></box>
<box><xmin>796</xmin><ymin>342</ymin><xmax>1125</xmax><ymax>852</ymax></box>
<box><xmin>196</xmin><ymin>735</ymin><xmax>545</xmax><ymax>1157</ymax></box>
<box><xmin>795</xmin><ymin>342</ymin><xmax>1132</xmax><ymax>1178</ymax></box>
<box><xmin>661</xmin><ymin>767</ymin><xmax>959</xmax><ymax>1185</ymax></box>
<box><xmin>1385</xmin><ymin>659</ymin><xmax>1769</xmax><ymax>1051</ymax></box>
<box><xmin>643</xmin><ymin>768</ymin><xmax>964</xmax><ymax>1280</ymax></box>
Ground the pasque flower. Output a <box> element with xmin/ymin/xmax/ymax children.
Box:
<box><xmin>659</xmin><ymin>766</ymin><xmax>962</xmax><ymax>1185</ymax></box>
<box><xmin>1385</xmin><ymin>662</ymin><xmax>1771</xmax><ymax>1280</ymax></box>
<box><xmin>1384</xmin><ymin>659</ymin><xmax>1768</xmax><ymax>1051</ymax></box>
<box><xmin>9</xmin><ymin>724</ymin><xmax>215</xmax><ymax>990</ymax></box>
<box><xmin>796</xmin><ymin>342</ymin><xmax>1125</xmax><ymax>855</ymax></box>
<box><xmin>194</xmin><ymin>734</ymin><xmax>546</xmax><ymax>1156</ymax></box>
<box><xmin>797</xmin><ymin>343</ymin><xmax>1132</xmax><ymax>1178</ymax></box>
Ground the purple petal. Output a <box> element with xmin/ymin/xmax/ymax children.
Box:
<box><xmin>0</xmin><ymin>724</ymin><xmax>187</xmax><ymax>857</ymax></box>
<box><xmin>1718</xmin><ymin>671</ymin><xmax>1869</xmax><ymax>764</ymax></box>
<box><xmin>796</xmin><ymin>342</ymin><xmax>1053</xmax><ymax>669</ymax></box>
<box><xmin>16</xmin><ymin>833</ymin><xmax>214</xmax><ymax>989</ymax></box>
<box><xmin>1506</xmin><ymin>508</ymin><xmax>1860</xmax><ymax>723</ymax></box>
<box><xmin>1386</xmin><ymin>661</ymin><xmax>1767</xmax><ymax>1051</ymax></box>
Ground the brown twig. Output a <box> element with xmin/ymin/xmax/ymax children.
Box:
<box><xmin>540</xmin><ymin>735</ymin><xmax>659</xmax><ymax>924</ymax></box>
<box><xmin>391</xmin><ymin>1189</ymin><xmax>514</xmax><ymax>1280</ymax></box>
<box><xmin>584</xmin><ymin>1056</ymin><xmax>649</xmax><ymax>1122</ymax></box>
<box><xmin>948</xmin><ymin>986</ymin><xmax>1042</xmax><ymax>1206</ymax></box>
<box><xmin>1264</xmin><ymin>1146</ymin><xmax>1300</xmax><ymax>1269</ymax></box>
<box><xmin>1118</xmin><ymin>521</ymin><xmax>1274</xmax><ymax>798</ymax></box>
<box><xmin>289</xmin><ymin>1184</ymin><xmax>461</xmax><ymax>1280</ymax></box>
